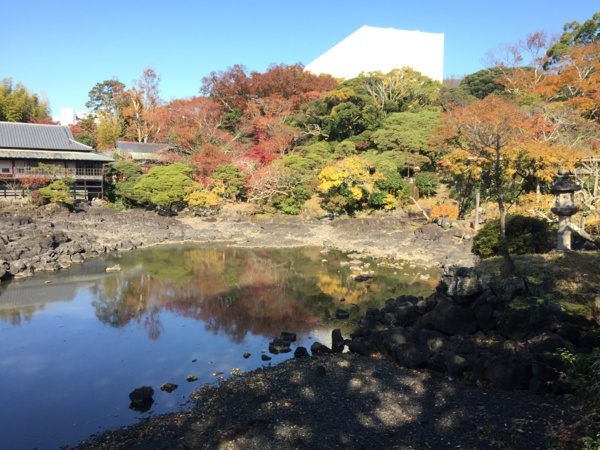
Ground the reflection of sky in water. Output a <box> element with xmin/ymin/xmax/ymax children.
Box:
<box><xmin>0</xmin><ymin>245</ymin><xmax>439</xmax><ymax>450</ymax></box>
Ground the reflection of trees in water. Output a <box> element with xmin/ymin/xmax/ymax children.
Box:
<box><xmin>91</xmin><ymin>247</ymin><xmax>331</xmax><ymax>341</ymax></box>
<box><xmin>91</xmin><ymin>273</ymin><xmax>156</xmax><ymax>329</ymax></box>
<box><xmin>0</xmin><ymin>305</ymin><xmax>42</xmax><ymax>325</ymax></box>
<box><xmin>90</xmin><ymin>246</ymin><xmax>437</xmax><ymax>342</ymax></box>
<box><xmin>165</xmin><ymin>282</ymin><xmax>318</xmax><ymax>344</ymax></box>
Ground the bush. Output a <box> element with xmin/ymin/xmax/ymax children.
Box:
<box><xmin>472</xmin><ymin>214</ymin><xmax>552</xmax><ymax>258</ymax></box>
<box><xmin>414</xmin><ymin>172</ymin><xmax>440</xmax><ymax>197</ymax></box>
<box><xmin>38</xmin><ymin>179</ymin><xmax>74</xmax><ymax>206</ymax></box>
<box><xmin>429</xmin><ymin>203</ymin><xmax>459</xmax><ymax>222</ymax></box>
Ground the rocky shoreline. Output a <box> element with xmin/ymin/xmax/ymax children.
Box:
<box><xmin>0</xmin><ymin>203</ymin><xmax>475</xmax><ymax>281</ymax></box>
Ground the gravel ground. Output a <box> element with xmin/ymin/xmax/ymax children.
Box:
<box><xmin>72</xmin><ymin>353</ymin><xmax>587</xmax><ymax>450</ymax></box>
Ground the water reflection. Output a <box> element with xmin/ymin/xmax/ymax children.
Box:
<box><xmin>88</xmin><ymin>246</ymin><xmax>438</xmax><ymax>343</ymax></box>
<box><xmin>0</xmin><ymin>244</ymin><xmax>440</xmax><ymax>450</ymax></box>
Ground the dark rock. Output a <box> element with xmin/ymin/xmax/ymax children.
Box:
<box><xmin>415</xmin><ymin>223</ymin><xmax>444</xmax><ymax>241</ymax></box>
<box><xmin>529</xmin><ymin>353</ymin><xmax>564</xmax><ymax>394</ymax></box>
<box><xmin>427</xmin><ymin>294</ymin><xmax>477</xmax><ymax>335</ymax></box>
<box><xmin>577</xmin><ymin>329</ymin><xmax>600</xmax><ymax>350</ymax></box>
<box><xmin>390</xmin><ymin>343</ymin><xmax>430</xmax><ymax>369</ymax></box>
<box><xmin>269</xmin><ymin>338</ymin><xmax>292</xmax><ymax>354</ymax></box>
<box><xmin>556</xmin><ymin>322</ymin><xmax>581</xmax><ymax>343</ymax></box>
<box><xmin>354</xmin><ymin>275</ymin><xmax>373</xmax><ymax>282</ymax></box>
<box><xmin>485</xmin><ymin>359</ymin><xmax>531</xmax><ymax>390</ymax></box>
<box><xmin>243</xmin><ymin>352</ymin><xmax>251</xmax><ymax>359</ymax></box>
<box><xmin>349</xmin><ymin>337</ymin><xmax>376</xmax><ymax>356</ymax></box>
<box><xmin>374</xmin><ymin>327</ymin><xmax>415</xmax><ymax>353</ymax></box>
<box><xmin>473</xmin><ymin>302</ymin><xmax>496</xmax><ymax>332</ymax></box>
<box><xmin>294</xmin><ymin>346</ymin><xmax>309</xmax><ymax>358</ymax></box>
<box><xmin>331</xmin><ymin>329</ymin><xmax>345</xmax><ymax>353</ymax></box>
<box><xmin>394</xmin><ymin>304</ymin><xmax>419</xmax><ymax>326</ymax></box>
<box><xmin>186</xmin><ymin>375</ymin><xmax>199</xmax><ymax>382</ymax></box>
<box><xmin>443</xmin><ymin>351</ymin><xmax>469</xmax><ymax>376</ymax></box>
<box><xmin>129</xmin><ymin>386</ymin><xmax>154</xmax><ymax>404</ymax></box>
<box><xmin>490</xmin><ymin>275</ymin><xmax>527</xmax><ymax>302</ymax></box>
<box><xmin>310</xmin><ymin>341</ymin><xmax>332</xmax><ymax>355</ymax></box>
<box><xmin>160</xmin><ymin>383</ymin><xmax>178</xmax><ymax>393</ymax></box>
<box><xmin>416</xmin><ymin>328</ymin><xmax>448</xmax><ymax>353</ymax></box>
<box><xmin>261</xmin><ymin>354</ymin><xmax>272</xmax><ymax>361</ymax></box>
<box><xmin>315</xmin><ymin>366</ymin><xmax>327</xmax><ymax>377</ymax></box>
<box><xmin>497</xmin><ymin>301</ymin><xmax>557</xmax><ymax>340</ymax></box>
<box><xmin>440</xmin><ymin>267</ymin><xmax>491</xmax><ymax>302</ymax></box>
<box><xmin>526</xmin><ymin>332</ymin><xmax>568</xmax><ymax>354</ymax></box>
<box><xmin>335</xmin><ymin>309</ymin><xmax>350</xmax><ymax>319</ymax></box>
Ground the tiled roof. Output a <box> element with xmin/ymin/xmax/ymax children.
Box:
<box><xmin>0</xmin><ymin>122</ymin><xmax>94</xmax><ymax>151</ymax></box>
<box><xmin>115</xmin><ymin>141</ymin><xmax>173</xmax><ymax>154</ymax></box>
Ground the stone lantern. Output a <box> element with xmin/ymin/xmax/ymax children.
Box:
<box><xmin>550</xmin><ymin>169</ymin><xmax>581</xmax><ymax>251</ymax></box>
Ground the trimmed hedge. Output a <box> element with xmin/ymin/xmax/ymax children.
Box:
<box><xmin>472</xmin><ymin>215</ymin><xmax>552</xmax><ymax>258</ymax></box>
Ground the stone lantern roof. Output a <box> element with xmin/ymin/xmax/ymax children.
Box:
<box><xmin>550</xmin><ymin>169</ymin><xmax>581</xmax><ymax>194</ymax></box>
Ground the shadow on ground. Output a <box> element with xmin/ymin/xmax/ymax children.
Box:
<box><xmin>73</xmin><ymin>353</ymin><xmax>585</xmax><ymax>450</ymax></box>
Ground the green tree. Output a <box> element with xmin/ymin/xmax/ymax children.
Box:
<box><xmin>459</xmin><ymin>68</ymin><xmax>507</xmax><ymax>99</ymax></box>
<box><xmin>414</xmin><ymin>171</ymin><xmax>440</xmax><ymax>197</ymax></box>
<box><xmin>371</xmin><ymin>110</ymin><xmax>440</xmax><ymax>157</ymax></box>
<box><xmin>133</xmin><ymin>163</ymin><xmax>197</xmax><ymax>210</ymax></box>
<box><xmin>105</xmin><ymin>161</ymin><xmax>144</xmax><ymax>206</ymax></box>
<box><xmin>545</xmin><ymin>12</ymin><xmax>600</xmax><ymax>68</ymax></box>
<box><xmin>211</xmin><ymin>164</ymin><xmax>246</xmax><ymax>200</ymax></box>
<box><xmin>96</xmin><ymin>110</ymin><xmax>123</xmax><ymax>150</ymax></box>
<box><xmin>38</xmin><ymin>179</ymin><xmax>74</xmax><ymax>205</ymax></box>
<box><xmin>361</xmin><ymin>68</ymin><xmax>442</xmax><ymax>114</ymax></box>
<box><xmin>86</xmin><ymin>79</ymin><xmax>126</xmax><ymax>115</ymax></box>
<box><xmin>73</xmin><ymin>132</ymin><xmax>96</xmax><ymax>148</ymax></box>
<box><xmin>296</xmin><ymin>84</ymin><xmax>382</xmax><ymax>142</ymax></box>
<box><xmin>0</xmin><ymin>78</ymin><xmax>50</xmax><ymax>122</ymax></box>
<box><xmin>436</xmin><ymin>86</ymin><xmax>477</xmax><ymax>111</ymax></box>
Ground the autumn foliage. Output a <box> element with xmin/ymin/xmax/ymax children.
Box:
<box><xmin>56</xmin><ymin>12</ymin><xmax>599</xmax><ymax>225</ymax></box>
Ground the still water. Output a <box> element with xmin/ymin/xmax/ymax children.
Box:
<box><xmin>0</xmin><ymin>244</ymin><xmax>439</xmax><ymax>450</ymax></box>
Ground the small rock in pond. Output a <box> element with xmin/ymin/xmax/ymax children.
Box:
<box><xmin>294</xmin><ymin>346</ymin><xmax>310</xmax><ymax>358</ymax></box>
<box><xmin>128</xmin><ymin>386</ymin><xmax>154</xmax><ymax>412</ymax></box>
<box><xmin>129</xmin><ymin>386</ymin><xmax>154</xmax><ymax>404</ymax></box>
<box><xmin>186</xmin><ymin>375</ymin><xmax>199</xmax><ymax>382</ymax></box>
<box><xmin>336</xmin><ymin>309</ymin><xmax>350</xmax><ymax>319</ymax></box>
<box><xmin>106</xmin><ymin>264</ymin><xmax>121</xmax><ymax>273</ymax></box>
<box><xmin>243</xmin><ymin>352</ymin><xmax>251</xmax><ymax>359</ymax></box>
<box><xmin>160</xmin><ymin>382</ymin><xmax>178</xmax><ymax>393</ymax></box>
<box><xmin>269</xmin><ymin>338</ymin><xmax>292</xmax><ymax>354</ymax></box>
<box><xmin>211</xmin><ymin>372</ymin><xmax>224</xmax><ymax>377</ymax></box>
<box><xmin>261</xmin><ymin>354</ymin><xmax>272</xmax><ymax>361</ymax></box>
<box><xmin>192</xmin><ymin>359</ymin><xmax>197</xmax><ymax>363</ymax></box>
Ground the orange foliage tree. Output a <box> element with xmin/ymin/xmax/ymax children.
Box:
<box><xmin>440</xmin><ymin>95</ymin><xmax>583</xmax><ymax>268</ymax></box>
<box><xmin>122</xmin><ymin>68</ymin><xmax>162</xmax><ymax>143</ymax></box>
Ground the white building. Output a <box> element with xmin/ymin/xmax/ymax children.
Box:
<box><xmin>55</xmin><ymin>108</ymin><xmax>94</xmax><ymax>126</ymax></box>
<box><xmin>305</xmin><ymin>25</ymin><xmax>444</xmax><ymax>81</ymax></box>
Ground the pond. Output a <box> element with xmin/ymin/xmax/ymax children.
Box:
<box><xmin>0</xmin><ymin>244</ymin><xmax>440</xmax><ymax>450</ymax></box>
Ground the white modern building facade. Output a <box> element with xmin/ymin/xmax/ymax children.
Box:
<box><xmin>305</xmin><ymin>25</ymin><xmax>444</xmax><ymax>81</ymax></box>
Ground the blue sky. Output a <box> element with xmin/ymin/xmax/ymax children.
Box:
<box><xmin>2</xmin><ymin>1</ymin><xmax>598</xmax><ymax>116</ymax></box>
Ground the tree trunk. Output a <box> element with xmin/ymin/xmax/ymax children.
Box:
<box><xmin>494</xmin><ymin>134</ymin><xmax>515</xmax><ymax>274</ymax></box>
